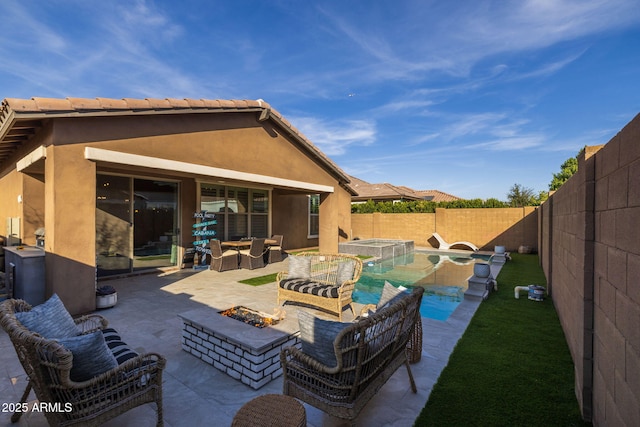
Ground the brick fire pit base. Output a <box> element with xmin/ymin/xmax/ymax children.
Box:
<box><xmin>179</xmin><ymin>307</ymin><xmax>300</xmax><ymax>389</ymax></box>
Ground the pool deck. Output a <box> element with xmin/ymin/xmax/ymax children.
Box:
<box><xmin>0</xmin><ymin>248</ymin><xmax>503</xmax><ymax>427</ymax></box>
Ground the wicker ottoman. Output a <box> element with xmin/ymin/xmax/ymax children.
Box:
<box><xmin>232</xmin><ymin>394</ymin><xmax>306</xmax><ymax>427</ymax></box>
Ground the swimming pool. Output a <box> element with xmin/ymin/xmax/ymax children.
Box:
<box><xmin>352</xmin><ymin>251</ymin><xmax>490</xmax><ymax>321</ymax></box>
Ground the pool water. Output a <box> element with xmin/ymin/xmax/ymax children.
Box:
<box><xmin>352</xmin><ymin>251</ymin><xmax>490</xmax><ymax>321</ymax></box>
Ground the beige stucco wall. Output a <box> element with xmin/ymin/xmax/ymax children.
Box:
<box><xmin>539</xmin><ymin>113</ymin><xmax>640</xmax><ymax>425</ymax></box>
<box><xmin>44</xmin><ymin>144</ymin><xmax>97</xmax><ymax>314</ymax></box>
<box><xmin>0</xmin><ymin>111</ymin><xmax>351</xmax><ymax>314</ymax></box>
<box><xmin>350</xmin><ymin>207</ymin><xmax>537</xmax><ymax>251</ymax></box>
<box><xmin>0</xmin><ymin>170</ymin><xmax>24</xmax><ymax>246</ymax></box>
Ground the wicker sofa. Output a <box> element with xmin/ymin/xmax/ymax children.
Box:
<box><xmin>276</xmin><ymin>252</ymin><xmax>363</xmax><ymax>321</ymax></box>
<box><xmin>0</xmin><ymin>297</ymin><xmax>166</xmax><ymax>426</ymax></box>
<box><xmin>281</xmin><ymin>286</ymin><xmax>424</xmax><ymax>422</ymax></box>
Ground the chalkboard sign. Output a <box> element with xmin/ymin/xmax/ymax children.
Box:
<box><xmin>192</xmin><ymin>211</ymin><xmax>217</xmax><ymax>269</ymax></box>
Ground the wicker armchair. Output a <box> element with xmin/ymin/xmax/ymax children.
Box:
<box><xmin>239</xmin><ymin>238</ymin><xmax>266</xmax><ymax>270</ymax></box>
<box><xmin>281</xmin><ymin>287</ymin><xmax>424</xmax><ymax>422</ymax></box>
<box><xmin>0</xmin><ymin>299</ymin><xmax>166</xmax><ymax>426</ymax></box>
<box><xmin>277</xmin><ymin>253</ymin><xmax>363</xmax><ymax>321</ymax></box>
<box><xmin>210</xmin><ymin>239</ymin><xmax>238</xmax><ymax>271</ymax></box>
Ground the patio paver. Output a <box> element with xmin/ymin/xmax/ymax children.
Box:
<box><xmin>0</xmin><ymin>252</ymin><xmax>494</xmax><ymax>426</ymax></box>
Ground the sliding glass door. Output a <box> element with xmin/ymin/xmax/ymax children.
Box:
<box><xmin>96</xmin><ymin>175</ymin><xmax>132</xmax><ymax>276</ymax></box>
<box><xmin>96</xmin><ymin>175</ymin><xmax>179</xmax><ymax>277</ymax></box>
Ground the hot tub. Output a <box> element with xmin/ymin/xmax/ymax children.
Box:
<box><xmin>339</xmin><ymin>239</ymin><xmax>414</xmax><ymax>260</ymax></box>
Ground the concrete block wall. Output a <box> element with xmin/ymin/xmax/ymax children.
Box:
<box><xmin>350</xmin><ymin>208</ymin><xmax>537</xmax><ymax>251</ymax></box>
<box><xmin>435</xmin><ymin>207</ymin><xmax>537</xmax><ymax>251</ymax></box>
<box><xmin>539</xmin><ymin>113</ymin><xmax>640</xmax><ymax>425</ymax></box>
<box><xmin>350</xmin><ymin>213</ymin><xmax>435</xmax><ymax>244</ymax></box>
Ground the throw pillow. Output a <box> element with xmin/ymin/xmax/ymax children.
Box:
<box><xmin>102</xmin><ymin>328</ymin><xmax>139</xmax><ymax>365</ymax></box>
<box><xmin>336</xmin><ymin>260</ymin><xmax>355</xmax><ymax>285</ymax></box>
<box><xmin>58</xmin><ymin>331</ymin><xmax>118</xmax><ymax>382</ymax></box>
<box><xmin>376</xmin><ymin>281</ymin><xmax>408</xmax><ymax>309</ymax></box>
<box><xmin>15</xmin><ymin>294</ymin><xmax>79</xmax><ymax>338</ymax></box>
<box><xmin>287</xmin><ymin>256</ymin><xmax>311</xmax><ymax>279</ymax></box>
<box><xmin>297</xmin><ymin>310</ymin><xmax>351</xmax><ymax>367</ymax></box>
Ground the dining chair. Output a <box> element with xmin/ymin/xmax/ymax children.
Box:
<box><xmin>268</xmin><ymin>235</ymin><xmax>285</xmax><ymax>263</ymax></box>
<box><xmin>239</xmin><ymin>238</ymin><xmax>266</xmax><ymax>270</ymax></box>
<box><xmin>210</xmin><ymin>240</ymin><xmax>238</xmax><ymax>272</ymax></box>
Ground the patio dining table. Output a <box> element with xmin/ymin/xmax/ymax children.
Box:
<box><xmin>221</xmin><ymin>239</ymin><xmax>277</xmax><ymax>249</ymax></box>
<box><xmin>221</xmin><ymin>239</ymin><xmax>279</xmax><ymax>268</ymax></box>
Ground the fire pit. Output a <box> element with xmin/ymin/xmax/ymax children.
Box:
<box><xmin>179</xmin><ymin>306</ymin><xmax>299</xmax><ymax>389</ymax></box>
<box><xmin>219</xmin><ymin>306</ymin><xmax>280</xmax><ymax>328</ymax></box>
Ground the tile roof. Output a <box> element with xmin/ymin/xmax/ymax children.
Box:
<box><xmin>0</xmin><ymin>97</ymin><xmax>354</xmax><ymax>193</ymax></box>
<box><xmin>349</xmin><ymin>176</ymin><xmax>419</xmax><ymax>200</ymax></box>
<box><xmin>414</xmin><ymin>189</ymin><xmax>461</xmax><ymax>203</ymax></box>
<box><xmin>2</xmin><ymin>97</ymin><xmax>265</xmax><ymax>113</ymax></box>
<box><xmin>349</xmin><ymin>175</ymin><xmax>462</xmax><ymax>202</ymax></box>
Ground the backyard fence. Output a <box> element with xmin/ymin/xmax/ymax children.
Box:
<box><xmin>350</xmin><ymin>207</ymin><xmax>537</xmax><ymax>252</ymax></box>
<box><xmin>538</xmin><ymin>113</ymin><xmax>640</xmax><ymax>426</ymax></box>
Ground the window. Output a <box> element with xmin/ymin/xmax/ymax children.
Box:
<box><xmin>308</xmin><ymin>194</ymin><xmax>320</xmax><ymax>238</ymax></box>
<box><xmin>200</xmin><ymin>183</ymin><xmax>270</xmax><ymax>240</ymax></box>
<box><xmin>251</xmin><ymin>190</ymin><xmax>269</xmax><ymax>237</ymax></box>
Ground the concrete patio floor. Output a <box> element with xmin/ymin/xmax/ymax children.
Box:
<box><xmin>0</xmin><ymin>254</ymin><xmax>499</xmax><ymax>426</ymax></box>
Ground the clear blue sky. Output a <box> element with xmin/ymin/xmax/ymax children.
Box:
<box><xmin>2</xmin><ymin>0</ymin><xmax>639</xmax><ymax>200</ymax></box>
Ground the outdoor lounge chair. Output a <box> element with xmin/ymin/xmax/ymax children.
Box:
<box><xmin>281</xmin><ymin>286</ymin><xmax>424</xmax><ymax>422</ymax></box>
<box><xmin>267</xmin><ymin>234</ymin><xmax>285</xmax><ymax>263</ymax></box>
<box><xmin>0</xmin><ymin>297</ymin><xmax>166</xmax><ymax>426</ymax></box>
<box><xmin>239</xmin><ymin>238</ymin><xmax>266</xmax><ymax>269</ymax></box>
<box><xmin>430</xmin><ymin>232</ymin><xmax>479</xmax><ymax>251</ymax></box>
<box><xmin>210</xmin><ymin>239</ymin><xmax>238</xmax><ymax>271</ymax></box>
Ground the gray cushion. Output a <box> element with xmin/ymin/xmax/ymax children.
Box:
<box><xmin>287</xmin><ymin>256</ymin><xmax>311</xmax><ymax>279</ymax></box>
<box><xmin>298</xmin><ymin>310</ymin><xmax>351</xmax><ymax>367</ymax></box>
<box><xmin>377</xmin><ymin>281</ymin><xmax>407</xmax><ymax>309</ymax></box>
<box><xmin>336</xmin><ymin>260</ymin><xmax>355</xmax><ymax>285</ymax></box>
<box><xmin>15</xmin><ymin>294</ymin><xmax>79</xmax><ymax>338</ymax></box>
<box><xmin>58</xmin><ymin>331</ymin><xmax>118</xmax><ymax>382</ymax></box>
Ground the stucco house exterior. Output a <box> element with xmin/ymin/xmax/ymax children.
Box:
<box><xmin>0</xmin><ymin>97</ymin><xmax>355</xmax><ymax>314</ymax></box>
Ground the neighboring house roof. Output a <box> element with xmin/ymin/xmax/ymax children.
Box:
<box><xmin>0</xmin><ymin>97</ymin><xmax>356</xmax><ymax>195</ymax></box>
<box><xmin>414</xmin><ymin>189</ymin><xmax>461</xmax><ymax>203</ymax></box>
<box><xmin>349</xmin><ymin>176</ymin><xmax>421</xmax><ymax>201</ymax></box>
<box><xmin>349</xmin><ymin>175</ymin><xmax>461</xmax><ymax>202</ymax></box>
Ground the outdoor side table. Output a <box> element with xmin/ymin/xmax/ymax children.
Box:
<box><xmin>231</xmin><ymin>394</ymin><xmax>306</xmax><ymax>427</ymax></box>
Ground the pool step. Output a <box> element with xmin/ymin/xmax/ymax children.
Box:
<box><xmin>464</xmin><ymin>275</ymin><xmax>494</xmax><ymax>301</ymax></box>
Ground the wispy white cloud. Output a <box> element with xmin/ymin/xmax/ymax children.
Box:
<box><xmin>374</xmin><ymin>100</ymin><xmax>436</xmax><ymax>114</ymax></box>
<box><xmin>290</xmin><ymin>117</ymin><xmax>376</xmax><ymax>156</ymax></box>
<box><xmin>314</xmin><ymin>0</ymin><xmax>640</xmax><ymax>87</ymax></box>
<box><xmin>464</xmin><ymin>135</ymin><xmax>545</xmax><ymax>151</ymax></box>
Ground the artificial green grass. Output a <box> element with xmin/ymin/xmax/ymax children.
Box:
<box><xmin>415</xmin><ymin>254</ymin><xmax>591</xmax><ymax>427</ymax></box>
<box><xmin>238</xmin><ymin>273</ymin><xmax>278</xmax><ymax>286</ymax></box>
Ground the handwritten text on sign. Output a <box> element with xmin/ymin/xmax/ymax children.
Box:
<box><xmin>192</xmin><ymin>211</ymin><xmax>217</xmax><ymax>259</ymax></box>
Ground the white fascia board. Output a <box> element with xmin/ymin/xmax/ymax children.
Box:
<box><xmin>84</xmin><ymin>147</ymin><xmax>334</xmax><ymax>193</ymax></box>
<box><xmin>17</xmin><ymin>145</ymin><xmax>47</xmax><ymax>172</ymax></box>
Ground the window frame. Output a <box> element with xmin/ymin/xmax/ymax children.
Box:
<box><xmin>308</xmin><ymin>194</ymin><xmax>320</xmax><ymax>238</ymax></box>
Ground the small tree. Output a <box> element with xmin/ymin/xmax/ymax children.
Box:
<box><xmin>549</xmin><ymin>153</ymin><xmax>580</xmax><ymax>191</ymax></box>
<box><xmin>507</xmin><ymin>183</ymin><xmax>536</xmax><ymax>207</ymax></box>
